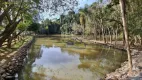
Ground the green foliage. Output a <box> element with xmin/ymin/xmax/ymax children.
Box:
<box><xmin>28</xmin><ymin>23</ymin><xmax>40</xmax><ymax>33</ymax></box>
<box><xmin>17</xmin><ymin>22</ymin><xmax>27</xmax><ymax>31</ymax></box>
<box><xmin>60</xmin><ymin>23</ymin><xmax>68</xmax><ymax>34</ymax></box>
<box><xmin>32</xmin><ymin>0</ymin><xmax>40</xmax><ymax>4</ymax></box>
<box><xmin>0</xmin><ymin>26</ymin><xmax>4</xmax><ymax>30</ymax></box>
<box><xmin>45</xmin><ymin>26</ymin><xmax>48</xmax><ymax>30</ymax></box>
<box><xmin>57</xmin><ymin>0</ymin><xmax>142</xmax><ymax>43</ymax></box>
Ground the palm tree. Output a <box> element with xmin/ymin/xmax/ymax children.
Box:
<box><xmin>79</xmin><ymin>9</ymin><xmax>87</xmax><ymax>38</ymax></box>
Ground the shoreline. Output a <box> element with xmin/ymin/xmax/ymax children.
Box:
<box><xmin>72</xmin><ymin>37</ymin><xmax>142</xmax><ymax>80</ymax></box>
<box><xmin>1</xmin><ymin>35</ymin><xmax>141</xmax><ymax>80</ymax></box>
<box><xmin>0</xmin><ymin>37</ymin><xmax>34</xmax><ymax>80</ymax></box>
<box><xmin>105</xmin><ymin>49</ymin><xmax>142</xmax><ymax>80</ymax></box>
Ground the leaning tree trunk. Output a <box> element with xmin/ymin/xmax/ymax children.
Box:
<box><xmin>119</xmin><ymin>0</ymin><xmax>132</xmax><ymax>72</ymax></box>
<box><xmin>0</xmin><ymin>19</ymin><xmax>22</xmax><ymax>47</ymax></box>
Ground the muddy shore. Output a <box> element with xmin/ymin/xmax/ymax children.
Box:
<box><xmin>0</xmin><ymin>37</ymin><xmax>34</xmax><ymax>80</ymax></box>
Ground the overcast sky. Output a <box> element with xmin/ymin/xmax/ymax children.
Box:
<box><xmin>40</xmin><ymin>0</ymin><xmax>97</xmax><ymax>20</ymax></box>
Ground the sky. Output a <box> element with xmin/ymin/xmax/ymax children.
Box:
<box><xmin>41</xmin><ymin>0</ymin><xmax>97</xmax><ymax>20</ymax></box>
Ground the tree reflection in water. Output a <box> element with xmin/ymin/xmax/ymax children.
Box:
<box><xmin>18</xmin><ymin>37</ymin><xmax>127</xmax><ymax>80</ymax></box>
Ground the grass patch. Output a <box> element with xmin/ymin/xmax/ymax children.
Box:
<box><xmin>12</xmin><ymin>36</ymin><xmax>32</xmax><ymax>49</ymax></box>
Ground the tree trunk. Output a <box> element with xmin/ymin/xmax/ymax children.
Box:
<box><xmin>102</xmin><ymin>28</ymin><xmax>106</xmax><ymax>43</ymax></box>
<box><xmin>83</xmin><ymin>24</ymin><xmax>85</xmax><ymax>38</ymax></box>
<box><xmin>115</xmin><ymin>27</ymin><xmax>118</xmax><ymax>45</ymax></box>
<box><xmin>7</xmin><ymin>36</ymin><xmax>13</xmax><ymax>48</ymax></box>
<box><xmin>119</xmin><ymin>0</ymin><xmax>132</xmax><ymax>72</ymax></box>
<box><xmin>0</xmin><ymin>19</ymin><xmax>22</xmax><ymax>47</ymax></box>
<box><xmin>93</xmin><ymin>26</ymin><xmax>97</xmax><ymax>40</ymax></box>
<box><xmin>122</xmin><ymin>30</ymin><xmax>126</xmax><ymax>46</ymax></box>
<box><xmin>0</xmin><ymin>4</ymin><xmax>14</xmax><ymax>23</ymax></box>
<box><xmin>99</xmin><ymin>30</ymin><xmax>101</xmax><ymax>41</ymax></box>
<box><xmin>102</xmin><ymin>28</ymin><xmax>105</xmax><ymax>42</ymax></box>
<box><xmin>140</xmin><ymin>36</ymin><xmax>142</xmax><ymax>45</ymax></box>
<box><xmin>108</xmin><ymin>27</ymin><xmax>112</xmax><ymax>43</ymax></box>
<box><xmin>134</xmin><ymin>36</ymin><xmax>138</xmax><ymax>45</ymax></box>
<box><xmin>106</xmin><ymin>27</ymin><xmax>108</xmax><ymax>43</ymax></box>
<box><xmin>113</xmin><ymin>28</ymin><xmax>115</xmax><ymax>41</ymax></box>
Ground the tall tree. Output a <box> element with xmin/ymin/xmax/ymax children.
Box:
<box><xmin>119</xmin><ymin>0</ymin><xmax>132</xmax><ymax>72</ymax></box>
<box><xmin>79</xmin><ymin>11</ymin><xmax>86</xmax><ymax>38</ymax></box>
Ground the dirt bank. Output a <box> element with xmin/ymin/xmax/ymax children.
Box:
<box><xmin>0</xmin><ymin>37</ymin><xmax>34</xmax><ymax>80</ymax></box>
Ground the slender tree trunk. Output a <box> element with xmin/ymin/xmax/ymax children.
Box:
<box><xmin>140</xmin><ymin>36</ymin><xmax>142</xmax><ymax>45</ymax></box>
<box><xmin>113</xmin><ymin>28</ymin><xmax>115</xmax><ymax>41</ymax></box>
<box><xmin>94</xmin><ymin>22</ymin><xmax>97</xmax><ymax>40</ymax></box>
<box><xmin>102</xmin><ymin>28</ymin><xmax>105</xmax><ymax>42</ymax></box>
<box><xmin>122</xmin><ymin>30</ymin><xmax>126</xmax><ymax>46</ymax></box>
<box><xmin>109</xmin><ymin>28</ymin><xmax>112</xmax><ymax>43</ymax></box>
<box><xmin>101</xmin><ymin>19</ymin><xmax>106</xmax><ymax>43</ymax></box>
<box><xmin>115</xmin><ymin>27</ymin><xmax>118</xmax><ymax>45</ymax></box>
<box><xmin>105</xmin><ymin>31</ymin><xmax>107</xmax><ymax>43</ymax></box>
<box><xmin>102</xmin><ymin>28</ymin><xmax>106</xmax><ymax>43</ymax></box>
<box><xmin>93</xmin><ymin>26</ymin><xmax>97</xmax><ymax>40</ymax></box>
<box><xmin>134</xmin><ymin>36</ymin><xmax>137</xmax><ymax>45</ymax></box>
<box><xmin>119</xmin><ymin>0</ymin><xmax>132</xmax><ymax>72</ymax></box>
<box><xmin>104</xmin><ymin>29</ymin><xmax>106</xmax><ymax>43</ymax></box>
<box><xmin>83</xmin><ymin>24</ymin><xmax>85</xmax><ymax>38</ymax></box>
<box><xmin>116</xmin><ymin>27</ymin><xmax>118</xmax><ymax>41</ymax></box>
<box><xmin>99</xmin><ymin>30</ymin><xmax>101</xmax><ymax>41</ymax></box>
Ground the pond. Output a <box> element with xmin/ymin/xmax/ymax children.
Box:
<box><xmin>17</xmin><ymin>36</ymin><xmax>127</xmax><ymax>80</ymax></box>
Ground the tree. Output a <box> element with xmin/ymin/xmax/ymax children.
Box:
<box><xmin>0</xmin><ymin>0</ymin><xmax>79</xmax><ymax>47</ymax></box>
<box><xmin>119</xmin><ymin>0</ymin><xmax>132</xmax><ymax>72</ymax></box>
<box><xmin>28</xmin><ymin>23</ymin><xmax>40</xmax><ymax>34</ymax></box>
<box><xmin>79</xmin><ymin>12</ymin><xmax>86</xmax><ymax>38</ymax></box>
<box><xmin>0</xmin><ymin>0</ymin><xmax>39</xmax><ymax>47</ymax></box>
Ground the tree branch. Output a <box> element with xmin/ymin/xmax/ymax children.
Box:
<box><xmin>104</xmin><ymin>18</ymin><xmax>123</xmax><ymax>27</ymax></box>
<box><xmin>0</xmin><ymin>4</ymin><xmax>14</xmax><ymax>23</ymax></box>
<box><xmin>13</xmin><ymin>0</ymin><xmax>24</xmax><ymax>21</ymax></box>
<box><xmin>5</xmin><ymin>11</ymin><xmax>12</xmax><ymax>23</ymax></box>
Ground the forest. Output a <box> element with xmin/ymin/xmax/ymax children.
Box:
<box><xmin>40</xmin><ymin>0</ymin><xmax>142</xmax><ymax>74</ymax></box>
<box><xmin>0</xmin><ymin>0</ymin><xmax>142</xmax><ymax>80</ymax></box>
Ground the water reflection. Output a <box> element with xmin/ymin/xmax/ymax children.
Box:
<box><xmin>18</xmin><ymin>37</ymin><xmax>127</xmax><ymax>80</ymax></box>
<box><xmin>35</xmin><ymin>46</ymin><xmax>80</xmax><ymax>65</ymax></box>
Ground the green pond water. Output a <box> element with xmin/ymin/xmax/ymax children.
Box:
<box><xmin>18</xmin><ymin>36</ymin><xmax>127</xmax><ymax>80</ymax></box>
